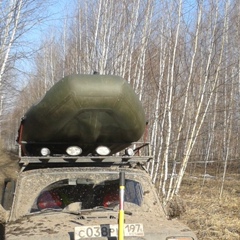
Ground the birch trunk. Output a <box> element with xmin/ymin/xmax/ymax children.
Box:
<box><xmin>166</xmin><ymin>1</ymin><xmax>202</xmax><ymax>201</ymax></box>
<box><xmin>171</xmin><ymin>0</ymin><xmax>228</xmax><ymax>197</ymax></box>
<box><xmin>150</xmin><ymin>35</ymin><xmax>167</xmax><ymax>180</ymax></box>
<box><xmin>220</xmin><ymin>0</ymin><xmax>231</xmax><ymax>198</ymax></box>
<box><xmin>161</xmin><ymin>0</ymin><xmax>182</xmax><ymax>200</ymax></box>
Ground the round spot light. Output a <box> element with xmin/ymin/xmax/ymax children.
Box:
<box><xmin>96</xmin><ymin>146</ymin><xmax>111</xmax><ymax>156</ymax></box>
<box><xmin>40</xmin><ymin>148</ymin><xmax>50</xmax><ymax>156</ymax></box>
<box><xmin>125</xmin><ymin>148</ymin><xmax>134</xmax><ymax>156</ymax></box>
<box><xmin>66</xmin><ymin>146</ymin><xmax>82</xmax><ymax>156</ymax></box>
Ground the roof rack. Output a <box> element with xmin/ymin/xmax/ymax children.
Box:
<box><xmin>19</xmin><ymin>142</ymin><xmax>153</xmax><ymax>170</ymax></box>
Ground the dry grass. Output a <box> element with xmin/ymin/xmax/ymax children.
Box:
<box><xmin>0</xmin><ymin>145</ymin><xmax>19</xmax><ymax>186</ymax></box>
<box><xmin>179</xmin><ymin>173</ymin><xmax>240</xmax><ymax>240</ymax></box>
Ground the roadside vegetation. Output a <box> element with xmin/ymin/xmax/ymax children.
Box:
<box><xmin>180</xmin><ymin>165</ymin><xmax>240</xmax><ymax>240</ymax></box>
<box><xmin>0</xmin><ymin>145</ymin><xmax>18</xmax><ymax>185</ymax></box>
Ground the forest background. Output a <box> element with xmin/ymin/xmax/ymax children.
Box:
<box><xmin>0</xmin><ymin>1</ymin><xmax>239</xmax><ymax>238</ymax></box>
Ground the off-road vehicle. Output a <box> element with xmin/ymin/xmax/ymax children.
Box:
<box><xmin>0</xmin><ymin>143</ymin><xmax>197</xmax><ymax>240</ymax></box>
<box><xmin>0</xmin><ymin>74</ymin><xmax>197</xmax><ymax>239</ymax></box>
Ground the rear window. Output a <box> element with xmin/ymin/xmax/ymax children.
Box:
<box><xmin>31</xmin><ymin>178</ymin><xmax>143</xmax><ymax>212</ymax></box>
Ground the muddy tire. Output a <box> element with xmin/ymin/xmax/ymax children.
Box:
<box><xmin>0</xmin><ymin>182</ymin><xmax>3</xmax><ymax>206</ymax></box>
<box><xmin>2</xmin><ymin>178</ymin><xmax>15</xmax><ymax>210</ymax></box>
<box><xmin>0</xmin><ymin>181</ymin><xmax>4</xmax><ymax>240</ymax></box>
<box><xmin>0</xmin><ymin>181</ymin><xmax>5</xmax><ymax>240</ymax></box>
<box><xmin>0</xmin><ymin>222</ymin><xmax>4</xmax><ymax>240</ymax></box>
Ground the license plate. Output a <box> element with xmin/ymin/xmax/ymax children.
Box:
<box><xmin>74</xmin><ymin>223</ymin><xmax>144</xmax><ymax>239</ymax></box>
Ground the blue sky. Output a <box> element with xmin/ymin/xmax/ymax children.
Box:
<box><xmin>15</xmin><ymin>0</ymin><xmax>71</xmax><ymax>81</ymax></box>
<box><xmin>26</xmin><ymin>0</ymin><xmax>70</xmax><ymax>47</ymax></box>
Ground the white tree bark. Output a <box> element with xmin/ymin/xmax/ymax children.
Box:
<box><xmin>160</xmin><ymin>0</ymin><xmax>182</xmax><ymax>200</ymax></box>
<box><xmin>171</xmin><ymin>0</ymin><xmax>228</xmax><ymax>197</ymax></box>
<box><xmin>166</xmin><ymin>1</ymin><xmax>202</xmax><ymax>201</ymax></box>
<box><xmin>220</xmin><ymin>0</ymin><xmax>231</xmax><ymax>198</ymax></box>
<box><xmin>0</xmin><ymin>0</ymin><xmax>23</xmax><ymax>89</ymax></box>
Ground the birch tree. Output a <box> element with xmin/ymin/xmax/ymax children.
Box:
<box><xmin>0</xmin><ymin>0</ymin><xmax>53</xmax><ymax>136</ymax></box>
<box><xmin>159</xmin><ymin>0</ymin><xmax>182</xmax><ymax>199</ymax></box>
<box><xmin>166</xmin><ymin>1</ymin><xmax>203</xmax><ymax>201</ymax></box>
<box><xmin>170</xmin><ymin>0</ymin><xmax>229</xmax><ymax>198</ymax></box>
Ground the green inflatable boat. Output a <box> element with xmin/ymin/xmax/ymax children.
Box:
<box><xmin>17</xmin><ymin>74</ymin><xmax>146</xmax><ymax>157</ymax></box>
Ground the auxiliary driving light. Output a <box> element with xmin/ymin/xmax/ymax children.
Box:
<box><xmin>66</xmin><ymin>146</ymin><xmax>82</xmax><ymax>156</ymax></box>
<box><xmin>40</xmin><ymin>148</ymin><xmax>50</xmax><ymax>156</ymax></box>
<box><xmin>96</xmin><ymin>146</ymin><xmax>111</xmax><ymax>156</ymax></box>
<box><xmin>125</xmin><ymin>148</ymin><xmax>134</xmax><ymax>156</ymax></box>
